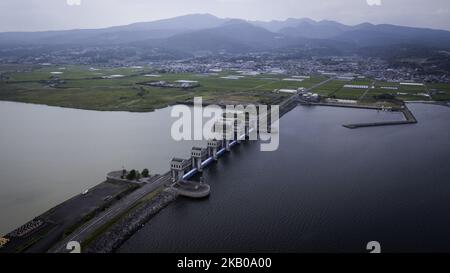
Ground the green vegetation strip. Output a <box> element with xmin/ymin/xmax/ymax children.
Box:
<box><xmin>81</xmin><ymin>185</ymin><xmax>165</xmax><ymax>249</ymax></box>
<box><xmin>1</xmin><ymin>65</ymin><xmax>449</xmax><ymax>112</ymax></box>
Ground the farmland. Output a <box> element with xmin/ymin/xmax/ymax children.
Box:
<box><xmin>1</xmin><ymin>65</ymin><xmax>449</xmax><ymax>112</ymax></box>
<box><xmin>0</xmin><ymin>65</ymin><xmax>322</xmax><ymax>112</ymax></box>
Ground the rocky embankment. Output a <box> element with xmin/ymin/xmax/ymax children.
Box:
<box><xmin>85</xmin><ymin>188</ymin><xmax>177</xmax><ymax>253</ymax></box>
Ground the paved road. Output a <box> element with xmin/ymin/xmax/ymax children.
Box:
<box><xmin>359</xmin><ymin>81</ymin><xmax>376</xmax><ymax>101</ymax></box>
<box><xmin>305</xmin><ymin>77</ymin><xmax>336</xmax><ymax>93</ymax></box>
<box><xmin>49</xmin><ymin>173</ymin><xmax>172</xmax><ymax>253</ymax></box>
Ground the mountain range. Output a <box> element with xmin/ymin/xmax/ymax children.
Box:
<box><xmin>1</xmin><ymin>13</ymin><xmax>450</xmax><ymax>58</ymax></box>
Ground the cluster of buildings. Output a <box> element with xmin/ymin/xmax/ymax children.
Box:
<box><xmin>141</xmin><ymin>80</ymin><xmax>199</xmax><ymax>89</ymax></box>
<box><xmin>298</xmin><ymin>88</ymin><xmax>321</xmax><ymax>103</ymax></box>
<box><xmin>2</xmin><ymin>48</ymin><xmax>449</xmax><ymax>85</ymax></box>
<box><xmin>141</xmin><ymin>55</ymin><xmax>449</xmax><ymax>85</ymax></box>
<box><xmin>274</xmin><ymin>87</ymin><xmax>321</xmax><ymax>102</ymax></box>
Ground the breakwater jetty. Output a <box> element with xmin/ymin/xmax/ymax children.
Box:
<box><xmin>301</xmin><ymin>101</ymin><xmax>418</xmax><ymax>129</ymax></box>
<box><xmin>342</xmin><ymin>105</ymin><xmax>417</xmax><ymax>129</ymax></box>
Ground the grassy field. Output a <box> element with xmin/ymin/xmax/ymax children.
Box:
<box><xmin>313</xmin><ymin>80</ymin><xmax>350</xmax><ymax>96</ymax></box>
<box><xmin>316</xmin><ymin>78</ymin><xmax>450</xmax><ymax>102</ymax></box>
<box><xmin>427</xmin><ymin>83</ymin><xmax>450</xmax><ymax>101</ymax></box>
<box><xmin>366</xmin><ymin>81</ymin><xmax>435</xmax><ymax>101</ymax></box>
<box><xmin>1</xmin><ymin>65</ymin><xmax>449</xmax><ymax>111</ymax></box>
<box><xmin>0</xmin><ymin>65</ymin><xmax>328</xmax><ymax>111</ymax></box>
<box><xmin>334</xmin><ymin>87</ymin><xmax>367</xmax><ymax>100</ymax></box>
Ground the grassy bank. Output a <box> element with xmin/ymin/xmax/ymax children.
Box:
<box><xmin>0</xmin><ymin>65</ymin><xmax>310</xmax><ymax>111</ymax></box>
<box><xmin>1</xmin><ymin>65</ymin><xmax>449</xmax><ymax>111</ymax></box>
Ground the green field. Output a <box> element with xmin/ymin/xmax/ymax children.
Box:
<box><xmin>305</xmin><ymin>77</ymin><xmax>450</xmax><ymax>102</ymax></box>
<box><xmin>334</xmin><ymin>88</ymin><xmax>367</xmax><ymax>100</ymax></box>
<box><xmin>1</xmin><ymin>65</ymin><xmax>449</xmax><ymax>111</ymax></box>
<box><xmin>313</xmin><ymin>79</ymin><xmax>371</xmax><ymax>99</ymax></box>
<box><xmin>366</xmin><ymin>81</ymin><xmax>434</xmax><ymax>101</ymax></box>
<box><xmin>0</xmin><ymin>65</ymin><xmax>318</xmax><ymax>112</ymax></box>
<box><xmin>313</xmin><ymin>80</ymin><xmax>350</xmax><ymax>96</ymax></box>
<box><xmin>428</xmin><ymin>83</ymin><xmax>450</xmax><ymax>101</ymax></box>
<box><xmin>329</xmin><ymin>80</ymin><xmax>450</xmax><ymax>102</ymax></box>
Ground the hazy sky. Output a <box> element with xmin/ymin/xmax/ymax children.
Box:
<box><xmin>0</xmin><ymin>0</ymin><xmax>449</xmax><ymax>32</ymax></box>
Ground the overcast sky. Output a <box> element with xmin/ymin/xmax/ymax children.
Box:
<box><xmin>0</xmin><ymin>0</ymin><xmax>449</xmax><ymax>32</ymax></box>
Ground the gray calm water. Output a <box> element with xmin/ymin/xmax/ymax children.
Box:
<box><xmin>118</xmin><ymin>104</ymin><xmax>450</xmax><ymax>253</ymax></box>
<box><xmin>1</xmin><ymin>101</ymin><xmax>449</xmax><ymax>252</ymax></box>
<box><xmin>0</xmin><ymin>101</ymin><xmax>204</xmax><ymax>235</ymax></box>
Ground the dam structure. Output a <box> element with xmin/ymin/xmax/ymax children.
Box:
<box><xmin>169</xmin><ymin>78</ymin><xmax>338</xmax><ymax>198</ymax></box>
<box><xmin>8</xmin><ymin>78</ymin><xmax>330</xmax><ymax>253</ymax></box>
<box><xmin>170</xmin><ymin>110</ymin><xmax>268</xmax><ymax>198</ymax></box>
<box><xmin>43</xmin><ymin>90</ymin><xmax>300</xmax><ymax>253</ymax></box>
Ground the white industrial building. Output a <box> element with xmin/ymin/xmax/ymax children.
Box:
<box><xmin>344</xmin><ymin>84</ymin><xmax>369</xmax><ymax>89</ymax></box>
<box><xmin>400</xmin><ymin>82</ymin><xmax>424</xmax><ymax>86</ymax></box>
<box><xmin>275</xmin><ymin>89</ymin><xmax>298</xmax><ymax>94</ymax></box>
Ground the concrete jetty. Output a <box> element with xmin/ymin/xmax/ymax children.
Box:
<box><xmin>343</xmin><ymin>106</ymin><xmax>417</xmax><ymax>129</ymax></box>
<box><xmin>301</xmin><ymin>101</ymin><xmax>418</xmax><ymax>129</ymax></box>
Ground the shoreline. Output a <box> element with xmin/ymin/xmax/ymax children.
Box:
<box><xmin>1</xmin><ymin>98</ymin><xmax>449</xmax><ymax>114</ymax></box>
<box><xmin>85</xmin><ymin>188</ymin><xmax>178</xmax><ymax>253</ymax></box>
<box><xmin>0</xmin><ymin>99</ymin><xmax>159</xmax><ymax>113</ymax></box>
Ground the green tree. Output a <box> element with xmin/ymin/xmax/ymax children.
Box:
<box><xmin>126</xmin><ymin>169</ymin><xmax>136</xmax><ymax>180</ymax></box>
<box><xmin>142</xmin><ymin>169</ymin><xmax>150</xmax><ymax>178</ymax></box>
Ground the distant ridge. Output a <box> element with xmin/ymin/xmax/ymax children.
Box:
<box><xmin>0</xmin><ymin>13</ymin><xmax>450</xmax><ymax>56</ymax></box>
